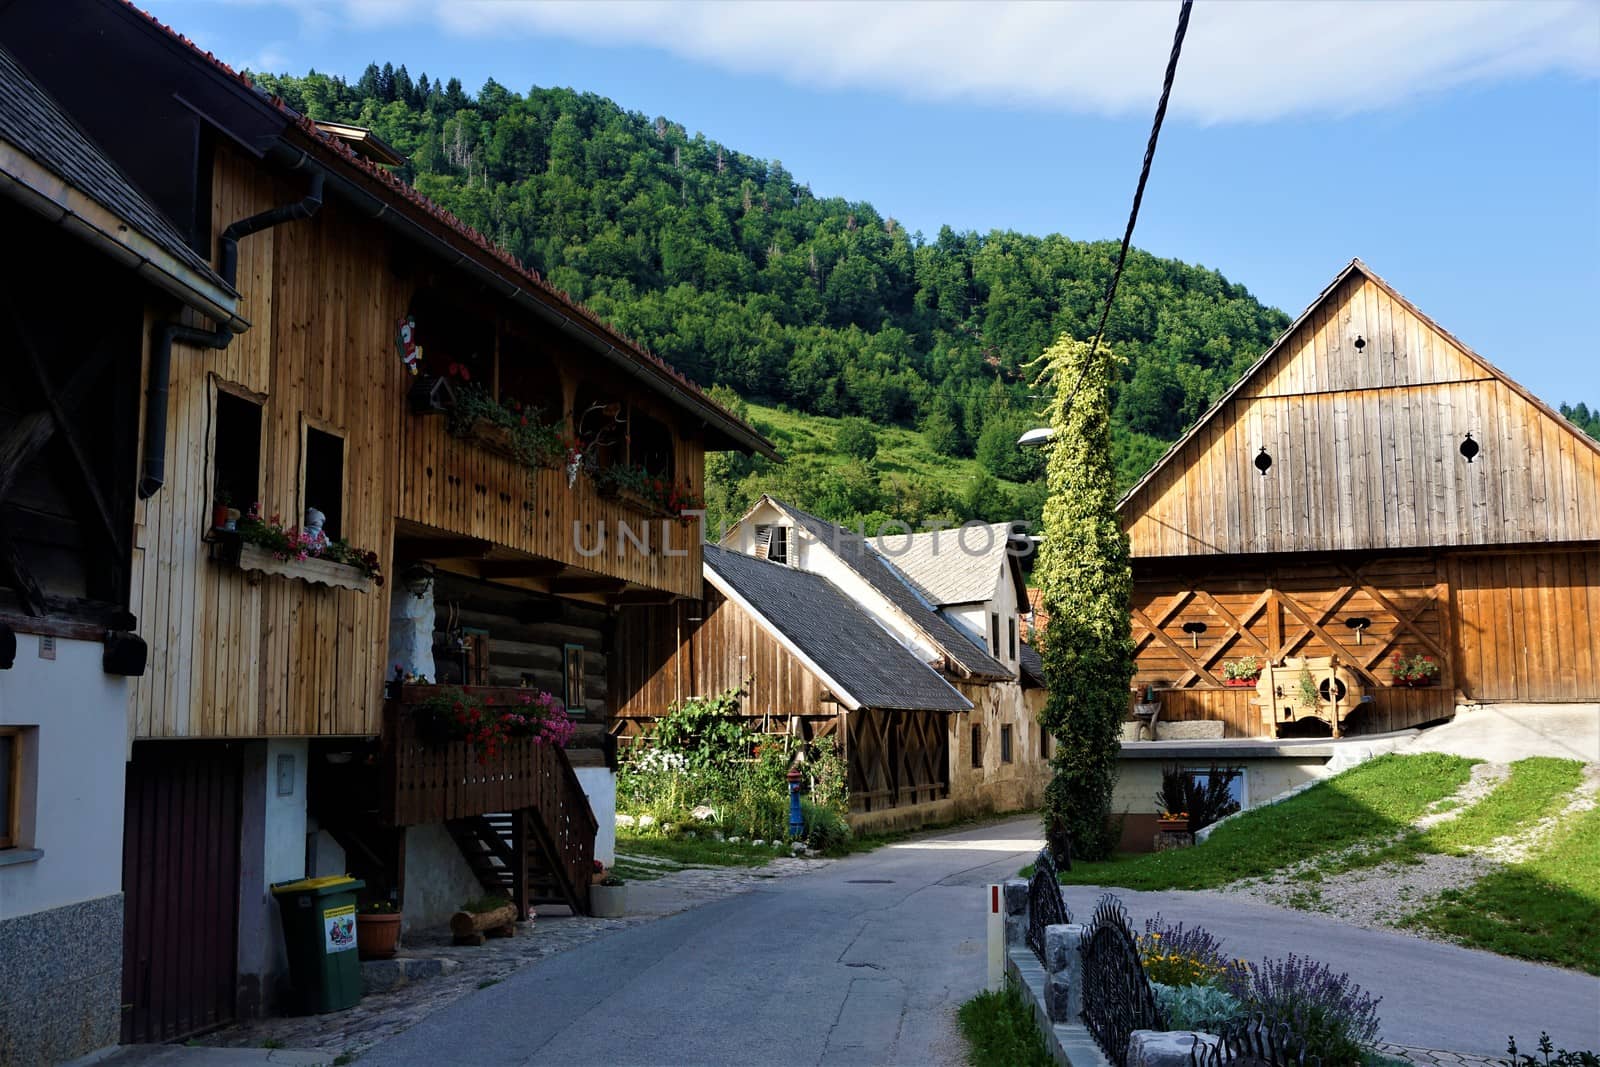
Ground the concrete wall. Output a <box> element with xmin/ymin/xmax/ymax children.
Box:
<box><xmin>0</xmin><ymin>635</ymin><xmax>127</xmax><ymax>1065</ymax></box>
<box><xmin>402</xmin><ymin>823</ymin><xmax>484</xmax><ymax>933</ymax></box>
<box><xmin>576</xmin><ymin>767</ymin><xmax>616</xmax><ymax>866</ymax></box>
<box><xmin>1112</xmin><ymin>752</ymin><xmax>1333</xmax><ymax>852</ymax></box>
<box><xmin>236</xmin><ymin>739</ymin><xmax>309</xmax><ymax>1017</ymax></box>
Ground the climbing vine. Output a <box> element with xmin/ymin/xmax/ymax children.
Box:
<box><xmin>1029</xmin><ymin>334</ymin><xmax>1135</xmax><ymax>861</ymax></box>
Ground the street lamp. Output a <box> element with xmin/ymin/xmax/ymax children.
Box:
<box><xmin>1016</xmin><ymin>427</ymin><xmax>1055</xmax><ymax>448</ymax></box>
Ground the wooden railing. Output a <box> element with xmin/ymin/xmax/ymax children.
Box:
<box><xmin>380</xmin><ymin>686</ymin><xmax>598</xmax><ymax>913</ymax></box>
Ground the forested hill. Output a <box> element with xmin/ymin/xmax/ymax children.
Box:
<box><xmin>253</xmin><ymin>64</ymin><xmax>1292</xmax><ymax>528</ymax></box>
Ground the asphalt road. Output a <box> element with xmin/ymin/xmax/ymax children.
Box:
<box><xmin>359</xmin><ymin>815</ymin><xmax>1599</xmax><ymax>1066</ymax></box>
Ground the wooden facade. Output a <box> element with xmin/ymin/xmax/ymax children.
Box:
<box><xmin>130</xmin><ymin>142</ymin><xmax>733</xmax><ymax>741</ymax></box>
<box><xmin>1121</xmin><ymin>261</ymin><xmax>1600</xmax><ymax>735</ymax></box>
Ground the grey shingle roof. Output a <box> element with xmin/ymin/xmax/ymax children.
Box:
<box><xmin>767</xmin><ymin>501</ymin><xmax>1014</xmax><ymax>681</ymax></box>
<box><xmin>1020</xmin><ymin>643</ymin><xmax>1046</xmax><ymax>689</ymax></box>
<box><xmin>704</xmin><ymin>545</ymin><xmax>971</xmax><ymax>713</ymax></box>
<box><xmin>883</xmin><ymin>523</ymin><xmax>1013</xmax><ymax>606</ymax></box>
<box><xmin>0</xmin><ymin>45</ymin><xmax>230</xmax><ymax>291</ymax></box>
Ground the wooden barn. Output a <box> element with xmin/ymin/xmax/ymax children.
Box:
<box><xmin>1121</xmin><ymin>259</ymin><xmax>1600</xmax><ymax>738</ymax></box>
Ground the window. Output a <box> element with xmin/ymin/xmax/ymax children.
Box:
<box><xmin>1186</xmin><ymin>766</ymin><xmax>1247</xmax><ymax>811</ymax></box>
<box><xmin>0</xmin><ymin>728</ymin><xmax>19</xmax><ymax>849</ymax></box>
<box><xmin>1040</xmin><ymin>724</ymin><xmax>1050</xmax><ymax>760</ymax></box>
<box><xmin>563</xmin><ymin>644</ymin><xmax>586</xmax><ymax>715</ymax></box>
<box><xmin>302</xmin><ymin>425</ymin><xmax>345</xmax><ymax>541</ymax></box>
<box><xmin>970</xmin><ymin>725</ymin><xmax>982</xmax><ymax>768</ymax></box>
<box><xmin>990</xmin><ymin>613</ymin><xmax>1000</xmax><ymax>655</ymax></box>
<box><xmin>1000</xmin><ymin>724</ymin><xmax>1013</xmax><ymax>763</ymax></box>
<box><xmin>1008</xmin><ymin>617</ymin><xmax>1017</xmax><ymax>662</ymax></box>
<box><xmin>755</xmin><ymin>524</ymin><xmax>789</xmax><ymax>564</ymax></box>
<box><xmin>212</xmin><ymin>386</ymin><xmax>262</xmax><ymax>515</ymax></box>
<box><xmin>630</xmin><ymin>412</ymin><xmax>676</xmax><ymax>482</ymax></box>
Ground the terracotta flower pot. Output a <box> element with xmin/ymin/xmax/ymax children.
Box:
<box><xmin>1156</xmin><ymin>816</ymin><xmax>1190</xmax><ymax>833</ymax></box>
<box><xmin>356</xmin><ymin>912</ymin><xmax>402</xmax><ymax>960</ymax></box>
<box><xmin>1223</xmin><ymin>677</ymin><xmax>1258</xmax><ymax>688</ymax></box>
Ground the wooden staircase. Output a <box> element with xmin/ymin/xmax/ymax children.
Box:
<box><xmin>444</xmin><ymin>810</ymin><xmax>590</xmax><ymax>917</ymax></box>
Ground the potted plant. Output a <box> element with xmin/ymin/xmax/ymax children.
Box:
<box><xmin>1390</xmin><ymin>652</ymin><xmax>1440</xmax><ymax>687</ymax></box>
<box><xmin>212</xmin><ymin>488</ymin><xmax>234</xmax><ymax>531</ymax></box>
<box><xmin>356</xmin><ymin>900</ymin><xmax>402</xmax><ymax>960</ymax></box>
<box><xmin>590</xmin><ymin>864</ymin><xmax>626</xmax><ymax>918</ymax></box>
<box><xmin>1156</xmin><ymin>810</ymin><xmax>1191</xmax><ymax>833</ymax></box>
<box><xmin>1221</xmin><ymin>656</ymin><xmax>1262</xmax><ymax>687</ymax></box>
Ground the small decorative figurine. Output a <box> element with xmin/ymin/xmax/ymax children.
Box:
<box><xmin>395</xmin><ymin>315</ymin><xmax>422</xmax><ymax>375</ymax></box>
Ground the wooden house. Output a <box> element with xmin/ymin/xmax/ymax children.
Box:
<box><xmin>1120</xmin><ymin>259</ymin><xmax>1600</xmax><ymax>739</ymax></box>
<box><xmin>615</xmin><ymin>498</ymin><xmax>1049</xmax><ymax>831</ymax></box>
<box><xmin>0</xmin><ymin>0</ymin><xmax>771</xmax><ymax>1046</ymax></box>
<box><xmin>0</xmin><ymin>44</ymin><xmax>247</xmax><ymax>1065</ymax></box>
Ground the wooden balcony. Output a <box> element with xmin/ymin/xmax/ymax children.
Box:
<box><xmin>397</xmin><ymin>415</ymin><xmax>703</xmax><ymax>599</ymax></box>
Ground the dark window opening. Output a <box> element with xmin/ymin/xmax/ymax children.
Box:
<box><xmin>769</xmin><ymin>526</ymin><xmax>789</xmax><ymax>564</ymax></box>
<box><xmin>0</xmin><ymin>728</ymin><xmax>17</xmax><ymax>849</ymax></box>
<box><xmin>970</xmin><ymin>725</ymin><xmax>982</xmax><ymax>768</ymax></box>
<box><xmin>1001</xmin><ymin>725</ymin><xmax>1013</xmax><ymax>764</ymax></box>
<box><xmin>213</xmin><ymin>390</ymin><xmax>262</xmax><ymax>515</ymax></box>
<box><xmin>409</xmin><ymin>288</ymin><xmax>494</xmax><ymax>383</ymax></box>
<box><xmin>303</xmin><ymin>427</ymin><xmax>345</xmax><ymax>541</ymax></box>
<box><xmin>572</xmin><ymin>384</ymin><xmax>625</xmax><ymax>471</ymax></box>
<box><xmin>1040</xmin><ymin>725</ymin><xmax>1051</xmax><ymax>760</ymax></box>
<box><xmin>497</xmin><ymin>333</ymin><xmax>561</xmax><ymax>418</ymax></box>
<box><xmin>1008</xmin><ymin>617</ymin><xmax>1017</xmax><ymax>662</ymax></box>
<box><xmin>990</xmin><ymin>613</ymin><xmax>1000</xmax><ymax>655</ymax></box>
<box><xmin>630</xmin><ymin>412</ymin><xmax>676</xmax><ymax>481</ymax></box>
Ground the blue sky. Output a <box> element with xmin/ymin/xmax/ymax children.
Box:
<box><xmin>149</xmin><ymin>1</ymin><xmax>1599</xmax><ymax>406</ymax></box>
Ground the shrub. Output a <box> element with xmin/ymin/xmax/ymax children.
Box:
<box><xmin>1151</xmin><ymin>981</ymin><xmax>1245</xmax><ymax>1031</ymax></box>
<box><xmin>1137</xmin><ymin>914</ymin><xmax>1244</xmax><ymax>988</ymax></box>
<box><xmin>1227</xmin><ymin>953</ymin><xmax>1381</xmax><ymax>1064</ymax></box>
<box><xmin>836</xmin><ymin>416</ymin><xmax>879</xmax><ymax>461</ymax></box>
<box><xmin>803</xmin><ymin>801</ymin><xmax>853</xmax><ymax>854</ymax></box>
<box><xmin>1505</xmin><ymin>1033</ymin><xmax>1600</xmax><ymax>1067</ymax></box>
<box><xmin>1154</xmin><ymin>763</ymin><xmax>1243</xmax><ymax>830</ymax></box>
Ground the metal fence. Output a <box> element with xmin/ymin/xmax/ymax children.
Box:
<box><xmin>1026</xmin><ymin>847</ymin><xmax>1072</xmax><ymax>964</ymax></box>
<box><xmin>1079</xmin><ymin>894</ymin><xmax>1164</xmax><ymax>1065</ymax></box>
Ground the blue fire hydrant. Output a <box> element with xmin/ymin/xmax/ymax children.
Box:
<box><xmin>787</xmin><ymin>767</ymin><xmax>805</xmax><ymax>840</ymax></box>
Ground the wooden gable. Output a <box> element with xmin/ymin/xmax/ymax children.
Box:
<box><xmin>1121</xmin><ymin>261</ymin><xmax>1600</xmax><ymax>558</ymax></box>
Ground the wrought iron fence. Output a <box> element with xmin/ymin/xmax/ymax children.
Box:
<box><xmin>1079</xmin><ymin>894</ymin><xmax>1163</xmax><ymax>1065</ymax></box>
<box><xmin>1026</xmin><ymin>847</ymin><xmax>1071</xmax><ymax>964</ymax></box>
<box><xmin>1188</xmin><ymin>1015</ymin><xmax>1323</xmax><ymax>1067</ymax></box>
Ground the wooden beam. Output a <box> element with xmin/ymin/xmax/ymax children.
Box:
<box><xmin>394</xmin><ymin>536</ymin><xmax>493</xmax><ymax>562</ymax></box>
<box><xmin>551</xmin><ymin>574</ymin><xmax>629</xmax><ymax>595</ymax></box>
<box><xmin>477</xmin><ymin>559</ymin><xmax>568</xmax><ymax>580</ymax></box>
<box><xmin>607</xmin><ymin>590</ymin><xmax>679</xmax><ymax>607</ymax></box>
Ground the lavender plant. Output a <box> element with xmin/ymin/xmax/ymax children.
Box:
<box><xmin>1227</xmin><ymin>953</ymin><xmax>1382</xmax><ymax>1065</ymax></box>
<box><xmin>1137</xmin><ymin>914</ymin><xmax>1246</xmax><ymax>988</ymax></box>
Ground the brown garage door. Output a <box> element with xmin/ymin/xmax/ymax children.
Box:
<box><xmin>1450</xmin><ymin>549</ymin><xmax>1600</xmax><ymax>702</ymax></box>
<box><xmin>121</xmin><ymin>741</ymin><xmax>243</xmax><ymax>1043</ymax></box>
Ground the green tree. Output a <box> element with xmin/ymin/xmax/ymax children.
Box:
<box><xmin>976</xmin><ymin>412</ymin><xmax>1047</xmax><ymax>483</ymax></box>
<box><xmin>1031</xmin><ymin>334</ymin><xmax>1135</xmax><ymax>862</ymax></box>
<box><xmin>1559</xmin><ymin>401</ymin><xmax>1600</xmax><ymax>440</ymax></box>
<box><xmin>835</xmin><ymin>417</ymin><xmax>879</xmax><ymax>461</ymax></box>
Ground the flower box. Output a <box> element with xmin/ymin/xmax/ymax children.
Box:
<box><xmin>1393</xmin><ymin>677</ymin><xmax>1438</xmax><ymax>688</ymax></box>
<box><xmin>1222</xmin><ymin>677</ymin><xmax>1258</xmax><ymax>688</ymax></box>
<box><xmin>231</xmin><ymin>542</ymin><xmax>373</xmax><ymax>594</ymax></box>
<box><xmin>1156</xmin><ymin>816</ymin><xmax>1190</xmax><ymax>833</ymax></box>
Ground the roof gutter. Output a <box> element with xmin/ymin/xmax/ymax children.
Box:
<box><xmin>262</xmin><ymin>138</ymin><xmax>778</xmax><ymax>460</ymax></box>
<box><xmin>0</xmin><ymin>138</ymin><xmax>247</xmax><ymax>331</ymax></box>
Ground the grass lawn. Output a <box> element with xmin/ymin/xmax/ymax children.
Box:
<box><xmin>957</xmin><ymin>986</ymin><xmax>1054</xmax><ymax>1067</ymax></box>
<box><xmin>613</xmin><ymin>832</ymin><xmax>781</xmax><ymax>880</ymax></box>
<box><xmin>1405</xmin><ymin>803</ymin><xmax>1600</xmax><ymax>974</ymax></box>
<box><xmin>1329</xmin><ymin>757</ymin><xmax>1586</xmax><ymax>872</ymax></box>
<box><xmin>1056</xmin><ymin>753</ymin><xmax>1475</xmax><ymax>891</ymax></box>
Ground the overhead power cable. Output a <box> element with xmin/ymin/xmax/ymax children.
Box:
<box><xmin>1055</xmin><ymin>0</ymin><xmax>1194</xmax><ymax>418</ymax></box>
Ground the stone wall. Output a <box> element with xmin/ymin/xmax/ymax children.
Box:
<box><xmin>0</xmin><ymin>893</ymin><xmax>122</xmax><ymax>1065</ymax></box>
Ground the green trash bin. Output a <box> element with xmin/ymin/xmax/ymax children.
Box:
<box><xmin>271</xmin><ymin>875</ymin><xmax>366</xmax><ymax>1013</ymax></box>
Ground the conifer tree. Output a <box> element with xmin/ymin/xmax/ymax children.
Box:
<box><xmin>1030</xmin><ymin>334</ymin><xmax>1134</xmax><ymax>862</ymax></box>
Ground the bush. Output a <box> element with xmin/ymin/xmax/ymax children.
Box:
<box><xmin>1506</xmin><ymin>1033</ymin><xmax>1600</xmax><ymax>1067</ymax></box>
<box><xmin>803</xmin><ymin>801</ymin><xmax>853</xmax><ymax>854</ymax></box>
<box><xmin>836</xmin><ymin>416</ymin><xmax>879</xmax><ymax>461</ymax></box>
<box><xmin>1226</xmin><ymin>953</ymin><xmax>1381</xmax><ymax>1065</ymax></box>
<box><xmin>1151</xmin><ymin>981</ymin><xmax>1244</xmax><ymax>1031</ymax></box>
<box><xmin>1155</xmin><ymin>762</ymin><xmax>1243</xmax><ymax>831</ymax></box>
<box><xmin>1137</xmin><ymin>914</ymin><xmax>1244</xmax><ymax>988</ymax></box>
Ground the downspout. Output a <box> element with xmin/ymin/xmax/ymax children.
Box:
<box><xmin>139</xmin><ymin>170</ymin><xmax>324</xmax><ymax>499</ymax></box>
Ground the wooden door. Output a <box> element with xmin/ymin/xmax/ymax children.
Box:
<box><xmin>122</xmin><ymin>742</ymin><xmax>243</xmax><ymax>1043</ymax></box>
<box><xmin>1450</xmin><ymin>549</ymin><xmax>1600</xmax><ymax>702</ymax></box>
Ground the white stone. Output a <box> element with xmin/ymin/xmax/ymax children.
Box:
<box><xmin>1127</xmin><ymin>1029</ymin><xmax>1220</xmax><ymax>1067</ymax></box>
<box><xmin>790</xmin><ymin>841</ymin><xmax>805</xmax><ymax>853</ymax></box>
<box><xmin>751</xmin><ymin>839</ymin><xmax>765</xmax><ymax>847</ymax></box>
<box><xmin>636</xmin><ymin>814</ymin><xmax>656</xmax><ymax>828</ymax></box>
<box><xmin>615</xmin><ymin>814</ymin><xmax>637</xmax><ymax>829</ymax></box>
<box><xmin>691</xmin><ymin>805</ymin><xmax>717</xmax><ymax>821</ymax></box>
<box><xmin>727</xmin><ymin>836</ymin><xmax>742</xmax><ymax>844</ymax></box>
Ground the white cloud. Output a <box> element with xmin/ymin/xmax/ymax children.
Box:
<box><xmin>279</xmin><ymin>0</ymin><xmax>1600</xmax><ymax>122</ymax></box>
